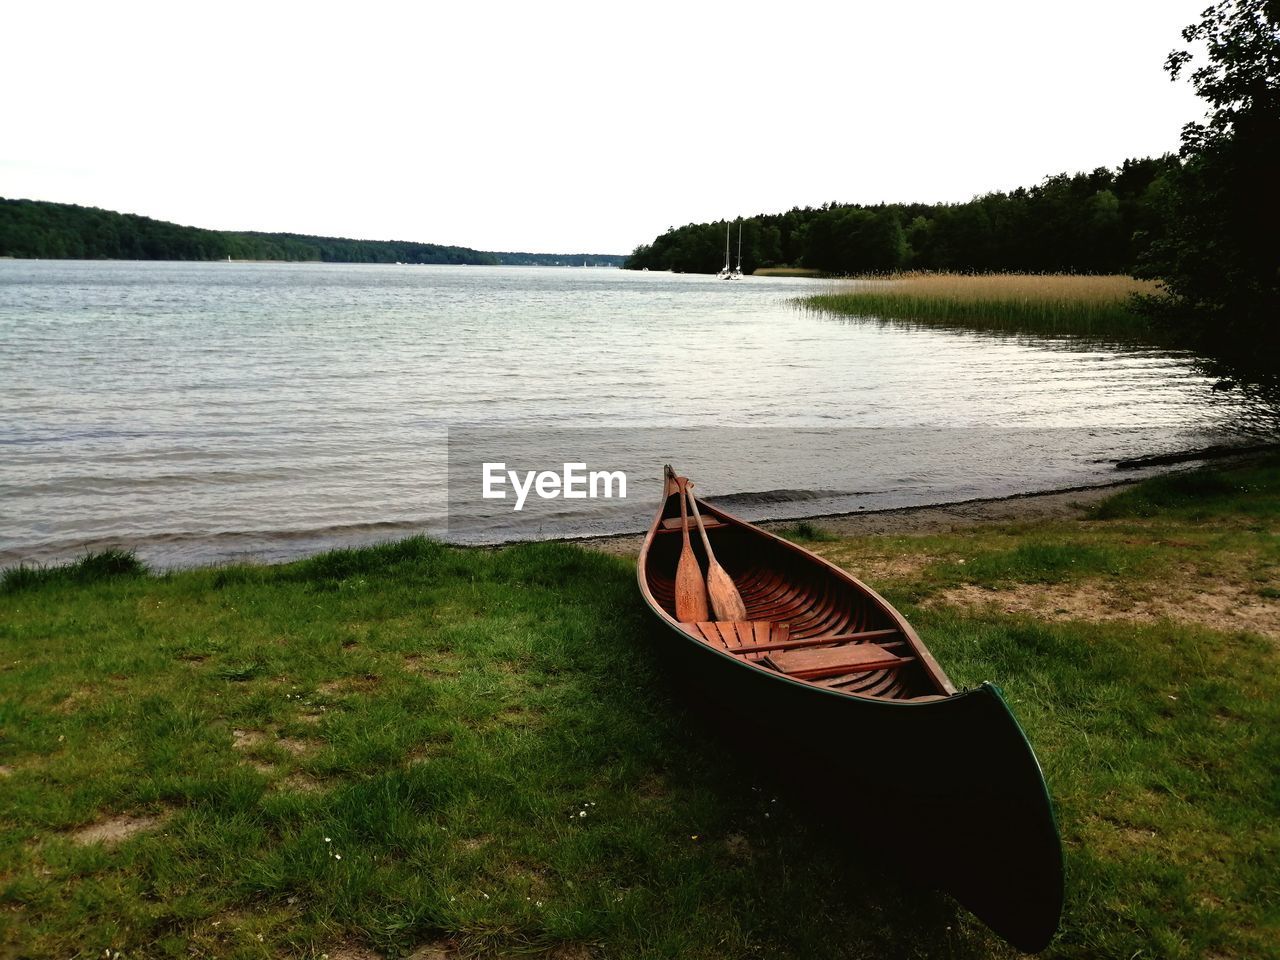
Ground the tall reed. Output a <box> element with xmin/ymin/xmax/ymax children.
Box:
<box><xmin>802</xmin><ymin>273</ymin><xmax>1165</xmax><ymax>340</ymax></box>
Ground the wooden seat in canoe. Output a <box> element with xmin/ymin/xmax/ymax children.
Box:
<box><xmin>764</xmin><ymin>642</ymin><xmax>913</xmax><ymax>681</ymax></box>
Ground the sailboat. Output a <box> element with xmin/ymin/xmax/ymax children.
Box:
<box><xmin>716</xmin><ymin>222</ymin><xmax>732</xmax><ymax>280</ymax></box>
<box><xmin>731</xmin><ymin>221</ymin><xmax>744</xmax><ymax>279</ymax></box>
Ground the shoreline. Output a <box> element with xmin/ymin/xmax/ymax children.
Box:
<box><xmin>0</xmin><ymin>478</ymin><xmax>1142</xmax><ymax>575</ymax></box>
<box><xmin>576</xmin><ymin>478</ymin><xmax>1141</xmax><ymax>556</ymax></box>
<box><xmin>7</xmin><ymin>446</ymin><xmax>1271</xmax><ymax>573</ymax></box>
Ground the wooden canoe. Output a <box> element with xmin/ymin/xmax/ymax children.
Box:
<box><xmin>637</xmin><ymin>466</ymin><xmax>1063</xmax><ymax>952</ymax></box>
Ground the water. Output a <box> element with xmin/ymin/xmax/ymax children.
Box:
<box><xmin>0</xmin><ymin>261</ymin><xmax>1274</xmax><ymax>567</ymax></box>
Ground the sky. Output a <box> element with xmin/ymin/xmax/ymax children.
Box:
<box><xmin>2</xmin><ymin>0</ymin><xmax>1208</xmax><ymax>255</ymax></box>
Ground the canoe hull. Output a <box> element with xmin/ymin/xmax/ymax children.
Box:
<box><xmin>638</xmin><ymin>469</ymin><xmax>1063</xmax><ymax>952</ymax></box>
<box><xmin>653</xmin><ymin>614</ymin><xmax>1063</xmax><ymax>952</ymax></box>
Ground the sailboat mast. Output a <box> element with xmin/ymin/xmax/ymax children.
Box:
<box><xmin>736</xmin><ymin>221</ymin><xmax>742</xmax><ymax>271</ymax></box>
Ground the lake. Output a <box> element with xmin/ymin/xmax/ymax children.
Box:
<box><xmin>1</xmin><ymin>261</ymin><xmax>1274</xmax><ymax>567</ymax></box>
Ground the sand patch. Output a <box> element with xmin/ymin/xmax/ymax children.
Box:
<box><xmin>406</xmin><ymin>943</ymin><xmax>455</xmax><ymax>960</ymax></box>
<box><xmin>928</xmin><ymin>579</ymin><xmax>1278</xmax><ymax>637</ymax></box>
<box><xmin>0</xmin><ymin>765</ymin><xmax>14</xmax><ymax>778</ymax></box>
<box><xmin>232</xmin><ymin>728</ymin><xmax>267</xmax><ymax>750</ymax></box>
<box><xmin>232</xmin><ymin>728</ymin><xmax>320</xmax><ymax>768</ymax></box>
<box><xmin>324</xmin><ymin>943</ymin><xmax>382</xmax><ymax>960</ymax></box>
<box><xmin>319</xmin><ymin>675</ymin><xmax>381</xmax><ymax>695</ymax></box>
<box><xmin>71</xmin><ymin>812</ymin><xmax>166</xmax><ymax>846</ymax></box>
<box><xmin>403</xmin><ymin>652</ymin><xmax>463</xmax><ymax>678</ymax></box>
<box><xmin>547</xmin><ymin>946</ymin><xmax>593</xmax><ymax>960</ymax></box>
<box><xmin>279</xmin><ymin>773</ymin><xmax>326</xmax><ymax>793</ymax></box>
<box><xmin>810</xmin><ymin>548</ymin><xmax>939</xmax><ymax>583</ymax></box>
<box><xmin>55</xmin><ymin>686</ymin><xmax>97</xmax><ymax>714</ymax></box>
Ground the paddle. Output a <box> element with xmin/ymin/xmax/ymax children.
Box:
<box><xmin>673</xmin><ymin>477</ymin><xmax>710</xmax><ymax>622</ymax></box>
<box><xmin>685</xmin><ymin>482</ymin><xmax>748</xmax><ymax>622</ymax></box>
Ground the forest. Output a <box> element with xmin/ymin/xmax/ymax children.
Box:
<box><xmin>0</xmin><ymin>199</ymin><xmax>625</xmax><ymax>267</ymax></box>
<box><xmin>624</xmin><ymin>156</ymin><xmax>1177</xmax><ymax>276</ymax></box>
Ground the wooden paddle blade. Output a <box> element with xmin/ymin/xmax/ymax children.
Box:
<box><xmin>675</xmin><ymin>545</ymin><xmax>710</xmax><ymax>621</ymax></box>
<box><xmin>673</xmin><ymin>476</ymin><xmax>709</xmax><ymax>622</ymax></box>
<box><xmin>706</xmin><ymin>561</ymin><xmax>748</xmax><ymax>621</ymax></box>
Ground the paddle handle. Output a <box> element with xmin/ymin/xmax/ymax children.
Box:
<box><xmin>676</xmin><ymin>477</ymin><xmax>694</xmax><ymax>551</ymax></box>
<box><xmin>686</xmin><ymin>484</ymin><xmax>717</xmax><ymax>562</ymax></box>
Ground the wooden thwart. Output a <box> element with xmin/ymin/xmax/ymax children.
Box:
<box><xmin>660</xmin><ymin>516</ymin><xmax>729</xmax><ymax>533</ymax></box>
<box><xmin>725</xmin><ymin>627</ymin><xmax>901</xmax><ymax>656</ymax></box>
<box><xmin>765</xmin><ymin>643</ymin><xmax>913</xmax><ymax>680</ymax></box>
<box><xmin>679</xmin><ymin>621</ymin><xmax>914</xmax><ymax>681</ymax></box>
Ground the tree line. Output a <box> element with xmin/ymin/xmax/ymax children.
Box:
<box><xmin>629</xmin><ymin>0</ymin><xmax>1276</xmax><ymax>358</ymax></box>
<box><xmin>0</xmin><ymin>199</ymin><xmax>625</xmax><ymax>267</ymax></box>
<box><xmin>624</xmin><ymin>156</ymin><xmax>1176</xmax><ymax>277</ymax></box>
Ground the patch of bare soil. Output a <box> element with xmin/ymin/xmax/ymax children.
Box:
<box><xmin>279</xmin><ymin>773</ymin><xmax>326</xmax><ymax>793</ymax></box>
<box><xmin>232</xmin><ymin>728</ymin><xmax>267</xmax><ymax>750</ymax></box>
<box><xmin>319</xmin><ymin>675</ymin><xmax>381</xmax><ymax>695</ymax></box>
<box><xmin>810</xmin><ymin>549</ymin><xmax>939</xmax><ymax>583</ymax></box>
<box><xmin>71</xmin><ymin>812</ymin><xmax>166</xmax><ymax>846</ymax></box>
<box><xmin>929</xmin><ymin>580</ymin><xmax>1278</xmax><ymax>637</ymax></box>
<box><xmin>406</xmin><ymin>943</ymin><xmax>455</xmax><ymax>960</ymax></box>
<box><xmin>547</xmin><ymin>946</ymin><xmax>594</xmax><ymax>960</ymax></box>
<box><xmin>231</xmin><ymin>728</ymin><xmax>321</xmax><ymax>767</ymax></box>
<box><xmin>403</xmin><ymin>652</ymin><xmax>463</xmax><ymax>678</ymax></box>
<box><xmin>324</xmin><ymin>943</ymin><xmax>383</xmax><ymax>960</ymax></box>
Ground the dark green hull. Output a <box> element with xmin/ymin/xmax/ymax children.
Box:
<box><xmin>655</xmin><ymin>616</ymin><xmax>1063</xmax><ymax>952</ymax></box>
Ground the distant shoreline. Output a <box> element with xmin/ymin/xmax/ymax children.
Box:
<box><xmin>0</xmin><ymin>197</ymin><xmax>627</xmax><ymax>267</ymax></box>
<box><xmin>0</xmin><ymin>258</ymin><xmax>624</xmax><ymax>267</ymax></box>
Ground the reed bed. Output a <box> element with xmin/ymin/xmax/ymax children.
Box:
<box><xmin>802</xmin><ymin>273</ymin><xmax>1164</xmax><ymax>339</ymax></box>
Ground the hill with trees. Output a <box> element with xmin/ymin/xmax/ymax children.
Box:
<box><xmin>624</xmin><ymin>156</ymin><xmax>1177</xmax><ymax>277</ymax></box>
<box><xmin>0</xmin><ymin>199</ymin><xmax>624</xmax><ymax>266</ymax></box>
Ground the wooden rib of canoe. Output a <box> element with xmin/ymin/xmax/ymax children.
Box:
<box><xmin>637</xmin><ymin>467</ymin><xmax>1063</xmax><ymax>953</ymax></box>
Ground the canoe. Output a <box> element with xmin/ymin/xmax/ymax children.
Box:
<box><xmin>637</xmin><ymin>466</ymin><xmax>1063</xmax><ymax>952</ymax></box>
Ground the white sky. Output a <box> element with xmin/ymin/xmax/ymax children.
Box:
<box><xmin>1</xmin><ymin>0</ymin><xmax>1206</xmax><ymax>255</ymax></box>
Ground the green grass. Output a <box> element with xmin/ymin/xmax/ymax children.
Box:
<box><xmin>1090</xmin><ymin>459</ymin><xmax>1280</xmax><ymax>521</ymax></box>
<box><xmin>1</xmin><ymin>548</ymin><xmax>147</xmax><ymax>594</ymax></box>
<box><xmin>1</xmin><ymin>461</ymin><xmax>1277</xmax><ymax>958</ymax></box>
<box><xmin>774</xmin><ymin>520</ymin><xmax>838</xmax><ymax>543</ymax></box>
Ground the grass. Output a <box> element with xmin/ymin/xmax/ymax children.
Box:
<box><xmin>751</xmin><ymin>266</ymin><xmax>822</xmax><ymax>277</ymax></box>
<box><xmin>774</xmin><ymin>520</ymin><xmax>838</xmax><ymax>543</ymax></box>
<box><xmin>801</xmin><ymin>273</ymin><xmax>1165</xmax><ymax>340</ymax></box>
<box><xmin>1</xmin><ymin>459</ymin><xmax>1276</xmax><ymax>958</ymax></box>
<box><xmin>1</xmin><ymin>548</ymin><xmax>147</xmax><ymax>593</ymax></box>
